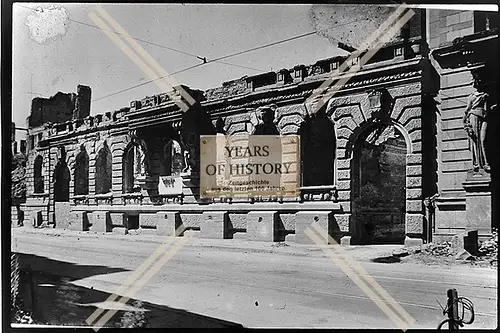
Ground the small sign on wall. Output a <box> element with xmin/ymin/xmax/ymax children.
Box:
<box><xmin>158</xmin><ymin>176</ymin><xmax>183</xmax><ymax>195</ymax></box>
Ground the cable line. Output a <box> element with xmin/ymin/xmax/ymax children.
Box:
<box><xmin>92</xmin><ymin>19</ymin><xmax>358</xmax><ymax>102</ymax></box>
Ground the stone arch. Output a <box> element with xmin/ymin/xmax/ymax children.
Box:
<box><xmin>327</xmin><ymin>91</ymin><xmax>424</xmax><ymax>245</ymax></box>
<box><xmin>326</xmin><ymin>93</ymin><xmax>414</xmax><ymax>161</ymax></box>
<box><xmin>274</xmin><ymin>104</ymin><xmax>308</xmax><ymax>135</ymax></box>
<box><xmin>350</xmin><ymin>122</ymin><xmax>408</xmax><ymax>245</ymax></box>
<box><xmin>345</xmin><ymin>120</ymin><xmax>412</xmax><ymax>159</ymax></box>
<box><xmin>74</xmin><ymin>146</ymin><xmax>89</xmax><ymax>195</ymax></box>
<box><xmin>95</xmin><ymin>141</ymin><xmax>112</xmax><ymax>194</ymax></box>
<box><xmin>33</xmin><ymin>155</ymin><xmax>44</xmax><ymax>193</ymax></box>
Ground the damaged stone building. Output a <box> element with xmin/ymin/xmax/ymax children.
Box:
<box><xmin>15</xmin><ymin>8</ymin><xmax>498</xmax><ymax>247</ymax></box>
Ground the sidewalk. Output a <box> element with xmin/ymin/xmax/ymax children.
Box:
<box><xmin>11</xmin><ymin>226</ymin><xmax>404</xmax><ymax>262</ymax></box>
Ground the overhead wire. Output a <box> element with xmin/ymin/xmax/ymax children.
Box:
<box><xmin>91</xmin><ymin>18</ymin><xmax>359</xmax><ymax>102</ymax></box>
<box><xmin>16</xmin><ymin>4</ymin><xmax>267</xmax><ymax>73</ymax></box>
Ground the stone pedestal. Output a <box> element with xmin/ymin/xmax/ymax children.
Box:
<box><xmin>247</xmin><ymin>211</ymin><xmax>278</xmax><ymax>242</ymax></box>
<box><xmin>110</xmin><ymin>213</ymin><xmax>126</xmax><ymax>227</ymax></box>
<box><xmin>30</xmin><ymin>210</ymin><xmax>43</xmax><ymax>228</ymax></box>
<box><xmin>463</xmin><ymin>170</ymin><xmax>492</xmax><ymax>239</ymax></box>
<box><xmin>404</xmin><ymin>236</ymin><xmax>423</xmax><ymax>248</ymax></box>
<box><xmin>156</xmin><ymin>211</ymin><xmax>183</xmax><ymax>236</ymax></box>
<box><xmin>295</xmin><ymin>211</ymin><xmax>333</xmax><ymax>244</ymax></box>
<box><xmin>200</xmin><ymin>211</ymin><xmax>228</xmax><ymax>239</ymax></box>
<box><xmin>340</xmin><ymin>236</ymin><xmax>352</xmax><ymax>246</ymax></box>
<box><xmin>110</xmin><ymin>213</ymin><xmax>126</xmax><ymax>234</ymax></box>
<box><xmin>68</xmin><ymin>211</ymin><xmax>89</xmax><ymax>231</ymax></box>
<box><xmin>89</xmin><ymin>212</ymin><xmax>111</xmax><ymax>232</ymax></box>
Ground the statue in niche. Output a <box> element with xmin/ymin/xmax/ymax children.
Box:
<box><xmin>168</xmin><ymin>140</ymin><xmax>185</xmax><ymax>175</ymax></box>
<box><xmin>463</xmin><ymin>79</ymin><xmax>491</xmax><ymax>172</ymax></box>
<box><xmin>180</xmin><ymin>132</ymin><xmax>198</xmax><ymax>175</ymax></box>
<box><xmin>131</xmin><ymin>138</ymin><xmax>148</xmax><ymax>178</ymax></box>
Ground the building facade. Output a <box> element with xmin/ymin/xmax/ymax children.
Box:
<box><xmin>15</xmin><ymin>8</ymin><xmax>498</xmax><ymax>246</ymax></box>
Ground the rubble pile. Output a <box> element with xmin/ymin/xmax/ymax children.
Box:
<box><xmin>423</xmin><ymin>241</ymin><xmax>453</xmax><ymax>257</ymax></box>
<box><xmin>477</xmin><ymin>230</ymin><xmax>498</xmax><ymax>267</ymax></box>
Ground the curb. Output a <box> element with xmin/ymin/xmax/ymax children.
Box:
<box><xmin>11</xmin><ymin>227</ymin><xmax>404</xmax><ymax>261</ymax></box>
<box><xmin>12</xmin><ymin>227</ymin><xmax>312</xmax><ymax>257</ymax></box>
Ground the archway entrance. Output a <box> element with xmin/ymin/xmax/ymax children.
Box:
<box><xmin>54</xmin><ymin>158</ymin><xmax>70</xmax><ymax>227</ymax></box>
<box><xmin>351</xmin><ymin>124</ymin><xmax>406</xmax><ymax>245</ymax></box>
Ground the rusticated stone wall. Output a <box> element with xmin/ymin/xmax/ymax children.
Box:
<box><xmin>326</xmin><ymin>80</ymin><xmax>425</xmax><ymax>243</ymax></box>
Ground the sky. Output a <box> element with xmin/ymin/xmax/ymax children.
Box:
<box><xmin>12</xmin><ymin>3</ymin><xmax>397</xmax><ymax>129</ymax></box>
<box><xmin>12</xmin><ymin>3</ymin><xmax>496</xmax><ymax>131</ymax></box>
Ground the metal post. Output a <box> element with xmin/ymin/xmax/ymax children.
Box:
<box><xmin>447</xmin><ymin>288</ymin><xmax>460</xmax><ymax>330</ymax></box>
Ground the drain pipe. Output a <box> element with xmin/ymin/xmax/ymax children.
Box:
<box><xmin>424</xmin><ymin>193</ymin><xmax>439</xmax><ymax>243</ymax></box>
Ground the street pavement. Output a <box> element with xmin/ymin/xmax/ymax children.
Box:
<box><xmin>11</xmin><ymin>227</ymin><xmax>498</xmax><ymax>329</ymax></box>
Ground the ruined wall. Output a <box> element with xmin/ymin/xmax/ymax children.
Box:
<box><xmin>28</xmin><ymin>85</ymin><xmax>91</xmax><ymax>128</ymax></box>
<box><xmin>24</xmin><ymin>148</ymin><xmax>51</xmax><ymax>226</ymax></box>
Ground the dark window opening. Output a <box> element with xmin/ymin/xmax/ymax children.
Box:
<box><xmin>96</xmin><ymin>143</ymin><xmax>112</xmax><ymax>194</ymax></box>
<box><xmin>34</xmin><ymin>155</ymin><xmax>44</xmax><ymax>193</ymax></box>
<box><xmin>300</xmin><ymin>111</ymin><xmax>336</xmax><ymax>186</ymax></box>
<box><xmin>54</xmin><ymin>161</ymin><xmax>70</xmax><ymax>202</ymax></box>
<box><xmin>123</xmin><ymin>146</ymin><xmax>136</xmax><ymax>193</ymax></box>
<box><xmin>127</xmin><ymin>215</ymin><xmax>139</xmax><ymax>230</ymax></box>
<box><xmin>74</xmin><ymin>149</ymin><xmax>89</xmax><ymax>195</ymax></box>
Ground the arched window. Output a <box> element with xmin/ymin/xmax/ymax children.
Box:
<box><xmin>95</xmin><ymin>142</ymin><xmax>112</xmax><ymax>194</ymax></box>
<box><xmin>300</xmin><ymin>111</ymin><xmax>336</xmax><ymax>186</ymax></box>
<box><xmin>54</xmin><ymin>161</ymin><xmax>70</xmax><ymax>202</ymax></box>
<box><xmin>123</xmin><ymin>145</ymin><xmax>135</xmax><ymax>193</ymax></box>
<box><xmin>34</xmin><ymin>155</ymin><xmax>44</xmax><ymax>193</ymax></box>
<box><xmin>74</xmin><ymin>148</ymin><xmax>89</xmax><ymax>195</ymax></box>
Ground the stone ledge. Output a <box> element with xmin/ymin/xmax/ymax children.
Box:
<box><xmin>71</xmin><ymin>202</ymin><xmax>342</xmax><ymax>212</ymax></box>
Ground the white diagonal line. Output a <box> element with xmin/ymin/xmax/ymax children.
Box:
<box><xmin>94</xmin><ymin>6</ymin><xmax>196</xmax><ymax>108</ymax></box>
<box><xmin>90</xmin><ymin>234</ymin><xmax>191</xmax><ymax>331</ymax></box>
<box><xmin>306</xmin><ymin>223</ymin><xmax>415</xmax><ymax>331</ymax></box>
<box><xmin>88</xmin><ymin>11</ymin><xmax>191</xmax><ymax>112</ymax></box>
<box><xmin>86</xmin><ymin>225</ymin><xmax>186</xmax><ymax>327</ymax></box>
<box><xmin>310</xmin><ymin>223</ymin><xmax>415</xmax><ymax>326</ymax></box>
<box><xmin>307</xmin><ymin>5</ymin><xmax>415</xmax><ymax>114</ymax></box>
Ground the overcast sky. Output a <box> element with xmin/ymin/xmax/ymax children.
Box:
<box><xmin>12</xmin><ymin>3</ymin><xmax>495</xmax><ymax>130</ymax></box>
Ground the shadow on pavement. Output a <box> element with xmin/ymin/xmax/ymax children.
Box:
<box><xmin>13</xmin><ymin>252</ymin><xmax>245</xmax><ymax>328</ymax></box>
<box><xmin>371</xmin><ymin>255</ymin><xmax>401</xmax><ymax>263</ymax></box>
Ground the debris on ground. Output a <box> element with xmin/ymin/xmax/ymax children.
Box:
<box><xmin>476</xmin><ymin>229</ymin><xmax>498</xmax><ymax>267</ymax></box>
<box><xmin>271</xmin><ymin>242</ymin><xmax>289</xmax><ymax>248</ymax></box>
<box><xmin>402</xmin><ymin>229</ymin><xmax>497</xmax><ymax>268</ymax></box>
<box><xmin>454</xmin><ymin>249</ymin><xmax>474</xmax><ymax>261</ymax></box>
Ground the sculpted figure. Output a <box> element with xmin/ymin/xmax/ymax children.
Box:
<box><xmin>131</xmin><ymin>137</ymin><xmax>148</xmax><ymax>177</ymax></box>
<box><xmin>180</xmin><ymin>132</ymin><xmax>198</xmax><ymax>174</ymax></box>
<box><xmin>463</xmin><ymin>80</ymin><xmax>491</xmax><ymax>172</ymax></box>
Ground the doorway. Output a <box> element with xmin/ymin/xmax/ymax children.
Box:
<box><xmin>54</xmin><ymin>160</ymin><xmax>71</xmax><ymax>228</ymax></box>
<box><xmin>351</xmin><ymin>124</ymin><xmax>406</xmax><ymax>244</ymax></box>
